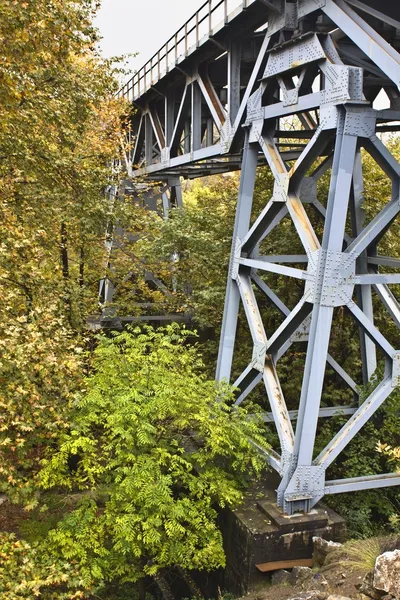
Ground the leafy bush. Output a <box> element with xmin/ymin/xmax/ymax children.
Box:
<box><xmin>40</xmin><ymin>325</ymin><xmax>268</xmax><ymax>588</ymax></box>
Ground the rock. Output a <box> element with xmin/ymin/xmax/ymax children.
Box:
<box><xmin>271</xmin><ymin>569</ymin><xmax>291</xmax><ymax>585</ymax></box>
<box><xmin>289</xmin><ymin>567</ymin><xmax>329</xmax><ymax>593</ymax></box>
<box><xmin>327</xmin><ymin>596</ymin><xmax>352</xmax><ymax>600</ymax></box>
<box><xmin>290</xmin><ymin>566</ymin><xmax>314</xmax><ymax>586</ymax></box>
<box><xmin>313</xmin><ymin>536</ymin><xmax>343</xmax><ymax>567</ymax></box>
<box><xmin>373</xmin><ymin>550</ymin><xmax>400</xmax><ymax>598</ymax></box>
<box><xmin>288</xmin><ymin>593</ymin><xmax>328</xmax><ymax>600</ymax></box>
<box><xmin>358</xmin><ymin>571</ymin><xmax>386</xmax><ymax>600</ymax></box>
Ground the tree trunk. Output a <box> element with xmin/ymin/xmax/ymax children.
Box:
<box><xmin>177</xmin><ymin>566</ymin><xmax>202</xmax><ymax>598</ymax></box>
<box><xmin>60</xmin><ymin>222</ymin><xmax>72</xmax><ymax>324</ymax></box>
<box><xmin>138</xmin><ymin>578</ymin><xmax>146</xmax><ymax>600</ymax></box>
<box><xmin>79</xmin><ymin>246</ymin><xmax>84</xmax><ymax>288</ymax></box>
<box><xmin>60</xmin><ymin>222</ymin><xmax>69</xmax><ymax>280</ymax></box>
<box><xmin>153</xmin><ymin>571</ymin><xmax>174</xmax><ymax>600</ymax></box>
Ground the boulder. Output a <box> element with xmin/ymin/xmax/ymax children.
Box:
<box><xmin>326</xmin><ymin>596</ymin><xmax>352</xmax><ymax>600</ymax></box>
<box><xmin>373</xmin><ymin>550</ymin><xmax>400</xmax><ymax>598</ymax></box>
<box><xmin>313</xmin><ymin>536</ymin><xmax>343</xmax><ymax>567</ymax></box>
<box><xmin>358</xmin><ymin>571</ymin><xmax>386</xmax><ymax>600</ymax></box>
<box><xmin>290</xmin><ymin>566</ymin><xmax>314</xmax><ymax>586</ymax></box>
<box><xmin>271</xmin><ymin>569</ymin><xmax>291</xmax><ymax>585</ymax></box>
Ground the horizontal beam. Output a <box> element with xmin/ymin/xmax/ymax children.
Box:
<box><xmin>262</xmin><ymin>406</ymin><xmax>357</xmax><ymax>423</ymax></box>
<box><xmin>325</xmin><ymin>473</ymin><xmax>400</xmax><ymax>495</ymax></box>
<box><xmin>240</xmin><ymin>257</ymin><xmax>309</xmax><ymax>280</ymax></box>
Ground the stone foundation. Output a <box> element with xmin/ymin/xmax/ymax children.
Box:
<box><xmin>219</xmin><ymin>478</ymin><xmax>346</xmax><ymax>596</ymax></box>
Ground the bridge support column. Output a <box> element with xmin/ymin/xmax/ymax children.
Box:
<box><xmin>217</xmin><ymin>1</ymin><xmax>400</xmax><ymax>514</ymax></box>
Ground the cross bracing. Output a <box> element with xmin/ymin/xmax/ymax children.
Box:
<box><xmin>119</xmin><ymin>0</ymin><xmax>400</xmax><ymax>514</ymax></box>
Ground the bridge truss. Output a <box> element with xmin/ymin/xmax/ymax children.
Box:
<box><xmin>120</xmin><ymin>0</ymin><xmax>400</xmax><ymax>514</ymax></box>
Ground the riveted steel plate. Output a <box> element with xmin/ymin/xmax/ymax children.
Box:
<box><xmin>263</xmin><ymin>34</ymin><xmax>326</xmax><ymax>79</ymax></box>
<box><xmin>344</xmin><ymin>106</ymin><xmax>377</xmax><ymax>138</ymax></box>
<box><xmin>298</xmin><ymin>0</ymin><xmax>326</xmax><ymax>19</ymax></box>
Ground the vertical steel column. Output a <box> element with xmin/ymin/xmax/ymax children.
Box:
<box><xmin>280</xmin><ymin>111</ymin><xmax>358</xmax><ymax>512</ymax></box>
<box><xmin>216</xmin><ymin>132</ymin><xmax>258</xmax><ymax>381</ymax></box>
<box><xmin>228</xmin><ymin>41</ymin><xmax>242</xmax><ymax>125</ymax></box>
<box><xmin>351</xmin><ymin>151</ymin><xmax>377</xmax><ymax>384</ymax></box>
<box><xmin>191</xmin><ymin>81</ymin><xmax>202</xmax><ymax>151</ymax></box>
<box><xmin>184</xmin><ymin>119</ymin><xmax>191</xmax><ymax>154</ymax></box>
<box><xmin>145</xmin><ymin>113</ymin><xmax>153</xmax><ymax>166</ymax></box>
<box><xmin>165</xmin><ymin>90</ymin><xmax>175</xmax><ymax>149</ymax></box>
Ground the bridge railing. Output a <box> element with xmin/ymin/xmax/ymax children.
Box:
<box><xmin>118</xmin><ymin>0</ymin><xmax>257</xmax><ymax>102</ymax></box>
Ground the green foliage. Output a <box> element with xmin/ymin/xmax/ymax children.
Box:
<box><xmin>40</xmin><ymin>325</ymin><xmax>268</xmax><ymax>585</ymax></box>
<box><xmin>135</xmin><ymin>176</ymin><xmax>240</xmax><ymax>329</ymax></box>
<box><xmin>0</xmin><ymin>532</ymin><xmax>88</xmax><ymax>599</ymax></box>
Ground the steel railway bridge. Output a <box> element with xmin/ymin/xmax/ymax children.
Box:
<box><xmin>114</xmin><ymin>0</ymin><xmax>400</xmax><ymax>515</ymax></box>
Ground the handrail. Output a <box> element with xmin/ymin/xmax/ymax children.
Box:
<box><xmin>118</xmin><ymin>0</ymin><xmax>256</xmax><ymax>101</ymax></box>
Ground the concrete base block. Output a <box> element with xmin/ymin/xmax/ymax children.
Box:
<box><xmin>219</xmin><ymin>479</ymin><xmax>346</xmax><ymax>596</ymax></box>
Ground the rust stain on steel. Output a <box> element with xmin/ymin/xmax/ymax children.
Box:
<box><xmin>204</xmin><ymin>75</ymin><xmax>226</xmax><ymax>125</ymax></box>
<box><xmin>288</xmin><ymin>195</ymin><xmax>319</xmax><ymax>252</ymax></box>
<box><xmin>266</xmin><ymin>140</ymin><xmax>285</xmax><ymax>174</ymax></box>
<box><xmin>264</xmin><ymin>358</ymin><xmax>294</xmax><ymax>443</ymax></box>
<box><xmin>244</xmin><ymin>291</ymin><xmax>265</xmax><ymax>340</ymax></box>
<box><xmin>153</xmin><ymin>112</ymin><xmax>166</xmax><ymax>148</ymax></box>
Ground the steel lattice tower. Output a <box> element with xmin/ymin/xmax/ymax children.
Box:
<box><xmin>118</xmin><ymin>0</ymin><xmax>400</xmax><ymax>514</ymax></box>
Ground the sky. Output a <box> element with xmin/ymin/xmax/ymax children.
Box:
<box><xmin>95</xmin><ymin>0</ymin><xmax>202</xmax><ymax>76</ymax></box>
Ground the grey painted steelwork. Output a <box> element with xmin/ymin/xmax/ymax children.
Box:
<box><xmin>122</xmin><ymin>0</ymin><xmax>400</xmax><ymax>513</ymax></box>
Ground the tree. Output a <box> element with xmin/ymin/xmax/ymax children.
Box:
<box><xmin>0</xmin><ymin>0</ymin><xmax>125</xmax><ymax>502</ymax></box>
<box><xmin>40</xmin><ymin>325</ymin><xmax>267</xmax><ymax>597</ymax></box>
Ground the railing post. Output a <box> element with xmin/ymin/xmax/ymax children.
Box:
<box><xmin>184</xmin><ymin>23</ymin><xmax>188</xmax><ymax>56</ymax></box>
<box><xmin>209</xmin><ymin>0</ymin><xmax>212</xmax><ymax>32</ymax></box>
<box><xmin>196</xmin><ymin>12</ymin><xmax>199</xmax><ymax>47</ymax></box>
<box><xmin>224</xmin><ymin>0</ymin><xmax>228</xmax><ymax>24</ymax></box>
<box><xmin>175</xmin><ymin>33</ymin><xmax>178</xmax><ymax>64</ymax></box>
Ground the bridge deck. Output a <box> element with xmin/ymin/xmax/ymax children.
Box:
<box><xmin>120</xmin><ymin>0</ymin><xmax>399</xmax><ymax>182</ymax></box>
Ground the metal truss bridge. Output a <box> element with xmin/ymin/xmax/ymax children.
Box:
<box><xmin>116</xmin><ymin>0</ymin><xmax>400</xmax><ymax>514</ymax></box>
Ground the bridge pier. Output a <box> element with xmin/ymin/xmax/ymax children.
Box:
<box><xmin>216</xmin><ymin>0</ymin><xmax>400</xmax><ymax>515</ymax></box>
<box><xmin>219</xmin><ymin>478</ymin><xmax>346</xmax><ymax>596</ymax></box>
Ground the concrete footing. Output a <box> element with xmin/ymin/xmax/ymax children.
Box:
<box><xmin>219</xmin><ymin>479</ymin><xmax>346</xmax><ymax>596</ymax></box>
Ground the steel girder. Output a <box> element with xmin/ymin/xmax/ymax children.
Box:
<box><xmin>216</xmin><ymin>0</ymin><xmax>400</xmax><ymax>513</ymax></box>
